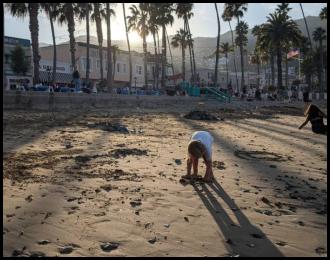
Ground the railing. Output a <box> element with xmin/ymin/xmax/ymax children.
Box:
<box><xmin>205</xmin><ymin>87</ymin><xmax>231</xmax><ymax>103</ymax></box>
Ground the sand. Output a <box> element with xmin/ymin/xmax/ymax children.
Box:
<box><xmin>3</xmin><ymin>101</ymin><xmax>327</xmax><ymax>257</ymax></box>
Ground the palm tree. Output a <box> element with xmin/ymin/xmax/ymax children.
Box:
<box><xmin>127</xmin><ymin>4</ymin><xmax>150</xmax><ymax>88</ymax></box>
<box><xmin>313</xmin><ymin>27</ymin><xmax>326</xmax><ymax>91</ymax></box>
<box><xmin>166</xmin><ymin>28</ymin><xmax>175</xmax><ymax>77</ymax></box>
<box><xmin>320</xmin><ymin>7</ymin><xmax>327</xmax><ymax>20</ymax></box>
<box><xmin>58</xmin><ymin>3</ymin><xmax>78</xmax><ymax>72</ymax></box>
<box><xmin>112</xmin><ymin>45</ymin><xmax>120</xmax><ymax>83</ymax></box>
<box><xmin>91</xmin><ymin>4</ymin><xmax>107</xmax><ymax>81</ymax></box>
<box><xmin>222</xmin><ymin>11</ymin><xmax>239</xmax><ymax>93</ymax></box>
<box><xmin>223</xmin><ymin>3</ymin><xmax>248</xmax><ymax>90</ymax></box>
<box><xmin>41</xmin><ymin>3</ymin><xmax>60</xmax><ymax>85</ymax></box>
<box><xmin>156</xmin><ymin>4</ymin><xmax>174</xmax><ymax>90</ymax></box>
<box><xmin>171</xmin><ymin>29</ymin><xmax>189</xmax><ymax>81</ymax></box>
<box><xmin>175</xmin><ymin>3</ymin><xmax>196</xmax><ymax>84</ymax></box>
<box><xmin>214</xmin><ymin>3</ymin><xmax>221</xmax><ymax>89</ymax></box>
<box><xmin>106</xmin><ymin>3</ymin><xmax>113</xmax><ymax>92</ymax></box>
<box><xmin>123</xmin><ymin>3</ymin><xmax>132</xmax><ymax>92</ymax></box>
<box><xmin>299</xmin><ymin>3</ymin><xmax>313</xmax><ymax>52</ymax></box>
<box><xmin>219</xmin><ymin>43</ymin><xmax>233</xmax><ymax>88</ymax></box>
<box><xmin>235</xmin><ymin>21</ymin><xmax>249</xmax><ymax>90</ymax></box>
<box><xmin>260</xmin><ymin>11</ymin><xmax>302</xmax><ymax>89</ymax></box>
<box><xmin>6</xmin><ymin>3</ymin><xmax>40</xmax><ymax>84</ymax></box>
<box><xmin>77</xmin><ymin>4</ymin><xmax>93</xmax><ymax>83</ymax></box>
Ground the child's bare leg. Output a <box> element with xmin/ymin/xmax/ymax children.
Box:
<box><xmin>185</xmin><ymin>158</ymin><xmax>193</xmax><ymax>179</ymax></box>
<box><xmin>192</xmin><ymin>158</ymin><xmax>199</xmax><ymax>178</ymax></box>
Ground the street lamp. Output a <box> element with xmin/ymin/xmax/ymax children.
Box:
<box><xmin>47</xmin><ymin>66</ymin><xmax>51</xmax><ymax>85</ymax></box>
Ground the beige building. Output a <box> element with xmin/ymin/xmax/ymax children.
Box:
<box><xmin>39</xmin><ymin>40</ymin><xmax>167</xmax><ymax>88</ymax></box>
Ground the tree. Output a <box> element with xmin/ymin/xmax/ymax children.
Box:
<box><xmin>106</xmin><ymin>3</ymin><xmax>113</xmax><ymax>92</ymax></box>
<box><xmin>112</xmin><ymin>45</ymin><xmax>120</xmax><ymax>83</ymax></box>
<box><xmin>222</xmin><ymin>9</ymin><xmax>239</xmax><ymax>93</ymax></box>
<box><xmin>123</xmin><ymin>3</ymin><xmax>132</xmax><ymax>91</ymax></box>
<box><xmin>219</xmin><ymin>43</ymin><xmax>234</xmax><ymax>88</ymax></box>
<box><xmin>171</xmin><ymin>29</ymin><xmax>189</xmax><ymax>81</ymax></box>
<box><xmin>235</xmin><ymin>21</ymin><xmax>249</xmax><ymax>89</ymax></box>
<box><xmin>10</xmin><ymin>45</ymin><xmax>29</xmax><ymax>75</ymax></box>
<box><xmin>299</xmin><ymin>3</ymin><xmax>313</xmax><ymax>51</ymax></box>
<box><xmin>319</xmin><ymin>7</ymin><xmax>327</xmax><ymax>20</ymax></box>
<box><xmin>6</xmin><ymin>3</ymin><xmax>40</xmax><ymax>84</ymax></box>
<box><xmin>175</xmin><ymin>3</ymin><xmax>196</xmax><ymax>84</ymax></box>
<box><xmin>260</xmin><ymin>11</ymin><xmax>302</xmax><ymax>88</ymax></box>
<box><xmin>41</xmin><ymin>3</ymin><xmax>60</xmax><ymax>84</ymax></box>
<box><xmin>313</xmin><ymin>27</ymin><xmax>326</xmax><ymax>91</ymax></box>
<box><xmin>223</xmin><ymin>3</ymin><xmax>248</xmax><ymax>90</ymax></box>
<box><xmin>58</xmin><ymin>3</ymin><xmax>79</xmax><ymax>72</ymax></box>
<box><xmin>91</xmin><ymin>3</ymin><xmax>107</xmax><ymax>81</ymax></box>
<box><xmin>214</xmin><ymin>3</ymin><xmax>221</xmax><ymax>88</ymax></box>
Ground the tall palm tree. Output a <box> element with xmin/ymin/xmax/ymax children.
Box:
<box><xmin>77</xmin><ymin>4</ymin><xmax>93</xmax><ymax>83</ymax></box>
<box><xmin>123</xmin><ymin>3</ymin><xmax>132</xmax><ymax>91</ymax></box>
<box><xmin>214</xmin><ymin>3</ymin><xmax>221</xmax><ymax>88</ymax></box>
<box><xmin>6</xmin><ymin>3</ymin><xmax>40</xmax><ymax>84</ymax></box>
<box><xmin>313</xmin><ymin>27</ymin><xmax>326</xmax><ymax>91</ymax></box>
<box><xmin>106</xmin><ymin>3</ymin><xmax>113</xmax><ymax>92</ymax></box>
<box><xmin>222</xmin><ymin>11</ymin><xmax>239</xmax><ymax>93</ymax></box>
<box><xmin>260</xmin><ymin>11</ymin><xmax>302</xmax><ymax>88</ymax></box>
<box><xmin>319</xmin><ymin>7</ymin><xmax>327</xmax><ymax>20</ymax></box>
<box><xmin>235</xmin><ymin>21</ymin><xmax>249</xmax><ymax>90</ymax></box>
<box><xmin>156</xmin><ymin>3</ymin><xmax>174</xmax><ymax>90</ymax></box>
<box><xmin>219</xmin><ymin>42</ymin><xmax>233</xmax><ymax>88</ymax></box>
<box><xmin>112</xmin><ymin>45</ymin><xmax>120</xmax><ymax>83</ymax></box>
<box><xmin>166</xmin><ymin>27</ymin><xmax>175</xmax><ymax>76</ymax></box>
<box><xmin>171</xmin><ymin>29</ymin><xmax>188</xmax><ymax>81</ymax></box>
<box><xmin>58</xmin><ymin>3</ymin><xmax>78</xmax><ymax>72</ymax></box>
<box><xmin>175</xmin><ymin>3</ymin><xmax>196</xmax><ymax>84</ymax></box>
<box><xmin>91</xmin><ymin>4</ymin><xmax>107</xmax><ymax>81</ymax></box>
<box><xmin>41</xmin><ymin>3</ymin><xmax>60</xmax><ymax>85</ymax></box>
<box><xmin>223</xmin><ymin>3</ymin><xmax>248</xmax><ymax>90</ymax></box>
<box><xmin>127</xmin><ymin>4</ymin><xmax>150</xmax><ymax>88</ymax></box>
<box><xmin>299</xmin><ymin>3</ymin><xmax>313</xmax><ymax>51</ymax></box>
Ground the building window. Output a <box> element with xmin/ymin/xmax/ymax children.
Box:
<box><xmin>96</xmin><ymin>59</ymin><xmax>100</xmax><ymax>70</ymax></box>
<box><xmin>117</xmin><ymin>63</ymin><xmax>120</xmax><ymax>73</ymax></box>
<box><xmin>5</xmin><ymin>54</ymin><xmax>10</xmax><ymax>64</ymax></box>
<box><xmin>136</xmin><ymin>65</ymin><xmax>142</xmax><ymax>75</ymax></box>
<box><xmin>123</xmin><ymin>63</ymin><xmax>127</xmax><ymax>73</ymax></box>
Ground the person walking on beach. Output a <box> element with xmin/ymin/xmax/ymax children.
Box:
<box><xmin>184</xmin><ymin>131</ymin><xmax>214</xmax><ymax>182</ymax></box>
<box><xmin>72</xmin><ymin>68</ymin><xmax>81</xmax><ymax>92</ymax></box>
<box><xmin>299</xmin><ymin>103</ymin><xmax>327</xmax><ymax>135</ymax></box>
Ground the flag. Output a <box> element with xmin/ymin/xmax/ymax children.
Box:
<box><xmin>287</xmin><ymin>49</ymin><xmax>299</xmax><ymax>59</ymax></box>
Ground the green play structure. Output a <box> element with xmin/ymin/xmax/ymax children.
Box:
<box><xmin>179</xmin><ymin>81</ymin><xmax>231</xmax><ymax>103</ymax></box>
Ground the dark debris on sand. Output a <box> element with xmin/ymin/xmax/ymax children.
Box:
<box><xmin>184</xmin><ymin>111</ymin><xmax>219</xmax><ymax>121</ymax></box>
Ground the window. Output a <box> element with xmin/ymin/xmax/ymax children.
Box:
<box><xmin>96</xmin><ymin>59</ymin><xmax>100</xmax><ymax>70</ymax></box>
<box><xmin>136</xmin><ymin>65</ymin><xmax>142</xmax><ymax>75</ymax></box>
<box><xmin>5</xmin><ymin>54</ymin><xmax>10</xmax><ymax>64</ymax></box>
<box><xmin>123</xmin><ymin>63</ymin><xmax>127</xmax><ymax>73</ymax></box>
<box><xmin>117</xmin><ymin>63</ymin><xmax>120</xmax><ymax>73</ymax></box>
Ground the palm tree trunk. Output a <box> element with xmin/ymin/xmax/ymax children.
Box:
<box><xmin>165</xmin><ymin>28</ymin><xmax>175</xmax><ymax>76</ymax></box>
<box><xmin>161</xmin><ymin>24</ymin><xmax>167</xmax><ymax>90</ymax></box>
<box><xmin>228</xmin><ymin>21</ymin><xmax>239</xmax><ymax>93</ymax></box>
<box><xmin>225</xmin><ymin>53</ymin><xmax>229</xmax><ymax>87</ymax></box>
<box><xmin>185</xmin><ymin>20</ymin><xmax>193</xmax><ymax>84</ymax></box>
<box><xmin>112</xmin><ymin>51</ymin><xmax>116</xmax><ymax>83</ymax></box>
<box><xmin>152</xmin><ymin>32</ymin><xmax>158</xmax><ymax>89</ymax></box>
<box><xmin>319</xmin><ymin>40</ymin><xmax>323</xmax><ymax>91</ymax></box>
<box><xmin>50</xmin><ymin>13</ymin><xmax>56</xmax><ymax>85</ymax></box>
<box><xmin>29</xmin><ymin>4</ymin><xmax>40</xmax><ymax>84</ymax></box>
<box><xmin>95</xmin><ymin>6</ymin><xmax>104</xmax><ymax>80</ymax></box>
<box><xmin>186</xmin><ymin>19</ymin><xmax>196</xmax><ymax>85</ymax></box>
<box><xmin>143</xmin><ymin>32</ymin><xmax>148</xmax><ymax>88</ymax></box>
<box><xmin>276</xmin><ymin>46</ymin><xmax>282</xmax><ymax>88</ymax></box>
<box><xmin>106</xmin><ymin>3</ymin><xmax>112</xmax><ymax>92</ymax></box>
<box><xmin>257</xmin><ymin>57</ymin><xmax>260</xmax><ymax>88</ymax></box>
<box><xmin>270</xmin><ymin>51</ymin><xmax>275</xmax><ymax>86</ymax></box>
<box><xmin>299</xmin><ymin>3</ymin><xmax>313</xmax><ymax>51</ymax></box>
<box><xmin>123</xmin><ymin>3</ymin><xmax>132</xmax><ymax>92</ymax></box>
<box><xmin>67</xmin><ymin>9</ymin><xmax>76</xmax><ymax>72</ymax></box>
<box><xmin>182</xmin><ymin>45</ymin><xmax>186</xmax><ymax>81</ymax></box>
<box><xmin>86</xmin><ymin>5</ymin><xmax>90</xmax><ymax>82</ymax></box>
<box><xmin>214</xmin><ymin>3</ymin><xmax>220</xmax><ymax>89</ymax></box>
<box><xmin>285</xmin><ymin>55</ymin><xmax>288</xmax><ymax>88</ymax></box>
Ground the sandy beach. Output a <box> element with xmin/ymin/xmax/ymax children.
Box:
<box><xmin>3</xmin><ymin>101</ymin><xmax>327</xmax><ymax>257</ymax></box>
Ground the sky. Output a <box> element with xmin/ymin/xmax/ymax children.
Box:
<box><xmin>4</xmin><ymin>3</ymin><xmax>327</xmax><ymax>44</ymax></box>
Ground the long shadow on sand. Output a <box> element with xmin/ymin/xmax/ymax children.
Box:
<box><xmin>192</xmin><ymin>180</ymin><xmax>284</xmax><ymax>257</ymax></box>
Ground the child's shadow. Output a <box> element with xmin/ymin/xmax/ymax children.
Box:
<box><xmin>192</xmin><ymin>180</ymin><xmax>284</xmax><ymax>257</ymax></box>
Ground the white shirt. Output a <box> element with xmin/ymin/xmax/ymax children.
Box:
<box><xmin>190</xmin><ymin>131</ymin><xmax>214</xmax><ymax>161</ymax></box>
